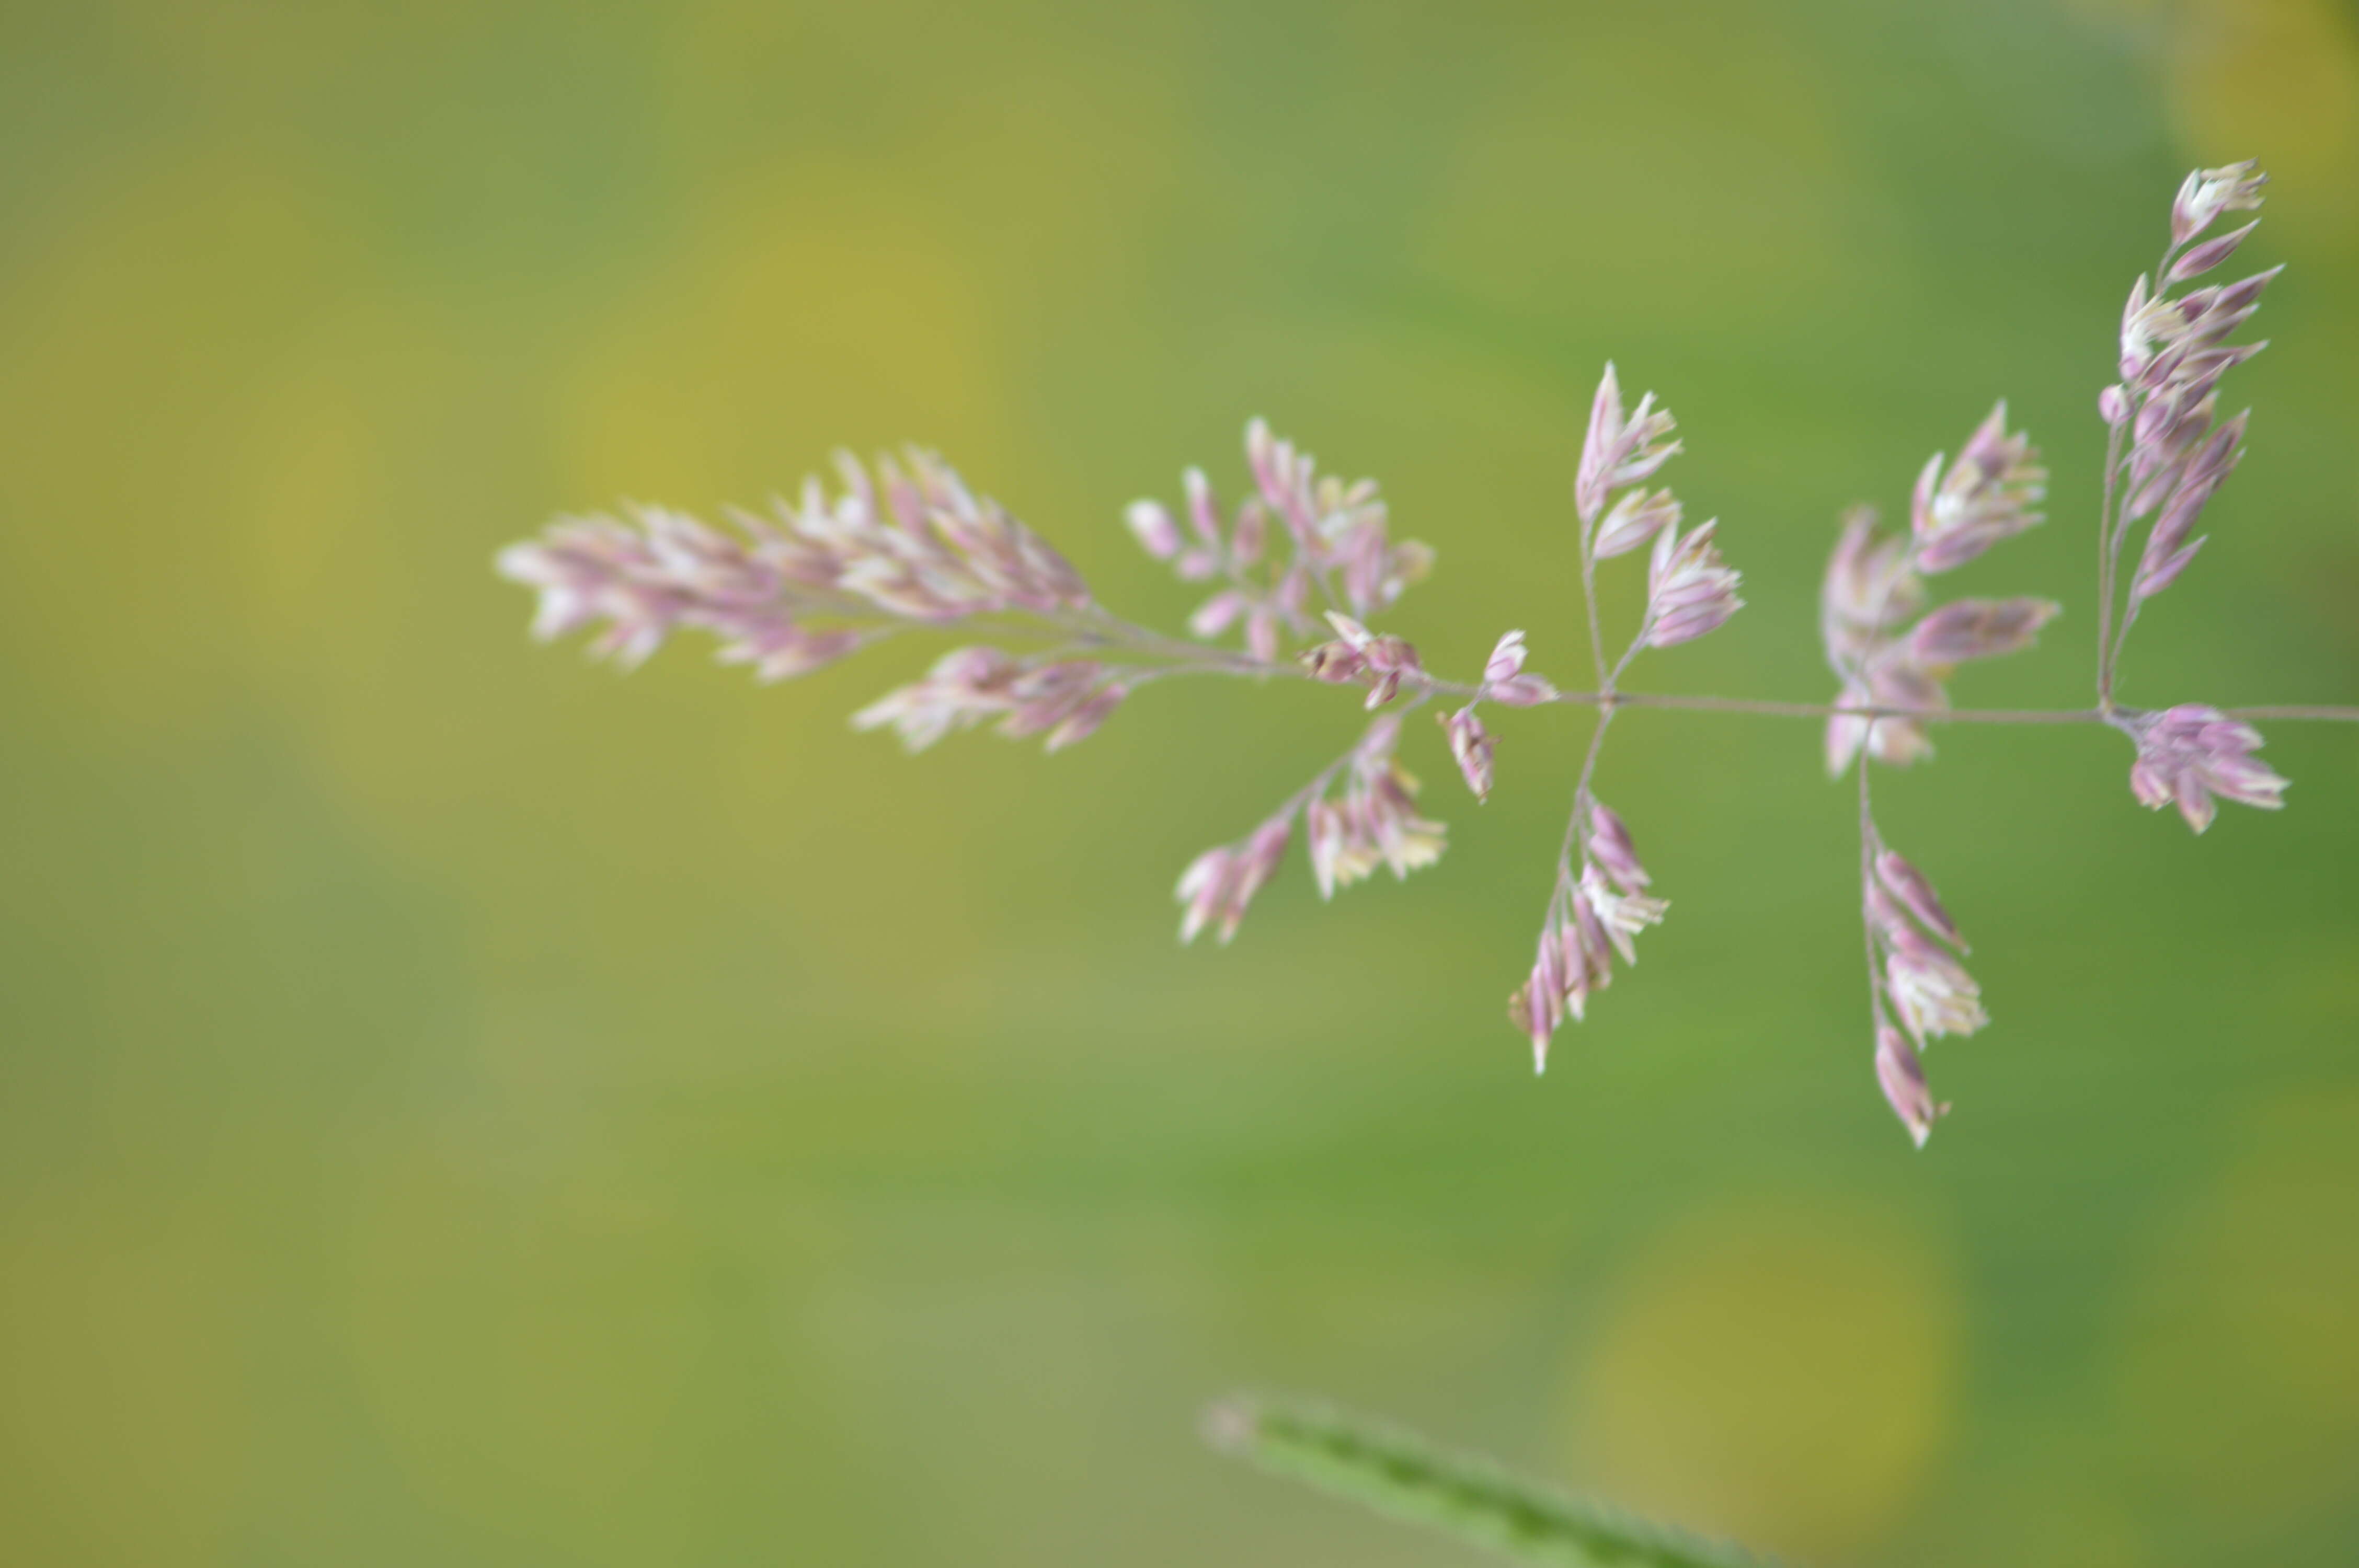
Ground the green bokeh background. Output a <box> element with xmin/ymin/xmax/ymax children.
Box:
<box><xmin>5</xmin><ymin>2</ymin><xmax>2358</xmax><ymax>1564</ymax></box>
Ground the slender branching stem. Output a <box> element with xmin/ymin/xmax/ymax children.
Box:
<box><xmin>2096</xmin><ymin>414</ymin><xmax>2126</xmax><ymax>710</ymax></box>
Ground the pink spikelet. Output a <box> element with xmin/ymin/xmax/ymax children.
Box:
<box><xmin>2126</xmin><ymin>705</ymin><xmax>2288</xmax><ymax>832</ymax></box>
<box><xmin>497</xmin><ymin>159</ymin><xmax>2357</xmax><ymax>1155</ymax></box>
<box><xmin>1510</xmin><ymin>797</ymin><xmax>1667</xmax><ymax>1073</ymax></box>
<box><xmin>1822</xmin><ymin>408</ymin><xmax>2056</xmax><ymax>778</ymax></box>
<box><xmin>1176</xmin><ymin>815</ymin><xmax>1293</xmax><ymax>945</ymax></box>
<box><xmin>1876</xmin><ymin>1025</ymin><xmax>1948</xmax><ymax>1149</ymax></box>
<box><xmin>1306</xmin><ymin>715</ymin><xmax>1448</xmax><ymax>897</ymax></box>
<box><xmin>1575</xmin><ymin>363</ymin><xmax>1681</xmax><ymax>528</ymax></box>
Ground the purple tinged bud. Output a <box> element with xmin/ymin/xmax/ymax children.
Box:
<box><xmin>1176</xmin><ymin>549</ymin><xmax>1220</xmax><ymax>582</ymax></box>
<box><xmin>1875</xmin><ymin>1026</ymin><xmax>1948</xmax><ymax>1148</ymax></box>
<box><xmin>2132</xmin><ymin>536</ymin><xmax>2206</xmax><ymax>601</ymax></box>
<box><xmin>1125</xmin><ymin>500</ymin><xmax>1181</xmax><ymax>560</ymax></box>
<box><xmin>1874</xmin><ymin>848</ymin><xmax>1965</xmax><ymax>949</ymax></box>
<box><xmin>1905</xmin><ymin>597</ymin><xmax>2060</xmax><ymax>665</ymax></box>
<box><xmin>2168</xmin><ymin>220</ymin><xmax>2260</xmax><ymax>282</ymax></box>
<box><xmin>2127</xmin><ymin>705</ymin><xmax>2288</xmax><ymax>832</ymax></box>
<box><xmin>2099</xmin><ymin>384</ymin><xmax>2129</xmax><ymax>426</ymax></box>
<box><xmin>1587</xmin><ymin>801</ymin><xmax>1650</xmax><ymax>891</ymax></box>
<box><xmin>1485</xmin><ymin>629</ymin><xmax>1529</xmax><ymax>685</ymax></box>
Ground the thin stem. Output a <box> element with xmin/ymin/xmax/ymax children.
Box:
<box><xmin>2097</xmin><ymin>413</ymin><xmax>2126</xmax><ymax>709</ymax></box>
<box><xmin>1562</xmin><ymin>707</ymin><xmax>1617</xmax><ymax>873</ymax></box>
<box><xmin>1858</xmin><ymin>742</ymin><xmax>1886</xmax><ymax>1033</ymax></box>
<box><xmin>1578</xmin><ymin>521</ymin><xmax>1611</xmax><ymax>698</ymax></box>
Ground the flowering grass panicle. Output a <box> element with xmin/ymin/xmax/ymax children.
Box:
<box><xmin>503</xmin><ymin>162</ymin><xmax>2353</xmax><ymax>1150</ymax></box>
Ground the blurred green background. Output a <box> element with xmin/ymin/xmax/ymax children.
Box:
<box><xmin>4</xmin><ymin>1</ymin><xmax>2358</xmax><ymax>1563</ymax></box>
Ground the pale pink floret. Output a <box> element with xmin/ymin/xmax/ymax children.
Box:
<box><xmin>1906</xmin><ymin>598</ymin><xmax>2060</xmax><ymax>666</ymax></box>
<box><xmin>1592</xmin><ymin>487</ymin><xmax>1681</xmax><ymax>561</ymax></box>
<box><xmin>1484</xmin><ymin>630</ymin><xmax>1529</xmax><ymax>685</ymax></box>
<box><xmin>1644</xmin><ymin>519</ymin><xmax>1744</xmax><ymax>648</ymax></box>
<box><xmin>1243</xmin><ymin>419</ymin><xmax>1434</xmax><ymax>620</ymax></box>
<box><xmin>1909</xmin><ymin>402</ymin><xmax>2046</xmax><ymax>573</ymax></box>
<box><xmin>2127</xmin><ymin>705</ymin><xmax>2288</xmax><ymax>832</ymax></box>
<box><xmin>1864</xmin><ymin>836</ymin><xmax>1987</xmax><ymax>1050</ymax></box>
<box><xmin>851</xmin><ymin>648</ymin><xmax>1128</xmax><ymax>754</ymax></box>
<box><xmin>1508</xmin><ymin>798</ymin><xmax>1665</xmax><ymax>1071</ymax></box>
<box><xmin>1308</xmin><ymin>716</ymin><xmax>1447</xmax><ymax>896</ymax></box>
<box><xmin>2171</xmin><ymin>160</ymin><xmax>2268</xmax><ymax>245</ymax></box>
<box><xmin>1575</xmin><ymin>363</ymin><xmax>1681</xmax><ymax>528</ymax></box>
<box><xmin>1176</xmin><ymin>815</ymin><xmax>1293</xmax><ymax>945</ymax></box>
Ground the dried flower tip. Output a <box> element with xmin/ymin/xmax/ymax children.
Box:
<box><xmin>1910</xmin><ymin>403</ymin><xmax>2046</xmax><ymax>573</ymax></box>
<box><xmin>1318</xmin><ymin>612</ymin><xmax>1422</xmax><ymax>707</ymax></box>
<box><xmin>1592</xmin><ymin>487</ymin><xmax>1682</xmax><ymax>561</ymax></box>
<box><xmin>1875</xmin><ymin>1025</ymin><xmax>1949</xmax><ymax>1149</ymax></box>
<box><xmin>2172</xmin><ymin>161</ymin><xmax>2267</xmax><ymax>245</ymax></box>
<box><xmin>1302</xmin><ymin>640</ymin><xmax>1368</xmax><ymax>684</ymax></box>
<box><xmin>1439</xmin><ymin>707</ymin><xmax>1495</xmax><ymax>802</ymax></box>
<box><xmin>1874</xmin><ymin>848</ymin><xmax>1965</xmax><ymax>949</ymax></box>
<box><xmin>1645</xmin><ymin>519</ymin><xmax>1744</xmax><ymax>648</ymax></box>
<box><xmin>1484</xmin><ymin>630</ymin><xmax>1529</xmax><ymax>685</ymax></box>
<box><xmin>1126</xmin><ymin>499</ymin><xmax>1182</xmax><ymax>560</ymax></box>
<box><xmin>1176</xmin><ymin>814</ymin><xmax>1293</xmax><ymax>944</ymax></box>
<box><xmin>1575</xmin><ymin>362</ymin><xmax>1681</xmax><ymax>527</ymax></box>
<box><xmin>1905</xmin><ymin>597</ymin><xmax>2060</xmax><ymax>666</ymax></box>
<box><xmin>1586</xmin><ymin>801</ymin><xmax>1651</xmax><ymax>891</ymax></box>
<box><xmin>2127</xmin><ymin>705</ymin><xmax>2289</xmax><ymax>833</ymax></box>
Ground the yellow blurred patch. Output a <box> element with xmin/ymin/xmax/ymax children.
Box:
<box><xmin>1562</xmin><ymin>1194</ymin><xmax>1961</xmax><ymax>1561</ymax></box>
<box><xmin>555</xmin><ymin>166</ymin><xmax>1005</xmax><ymax>508</ymax></box>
